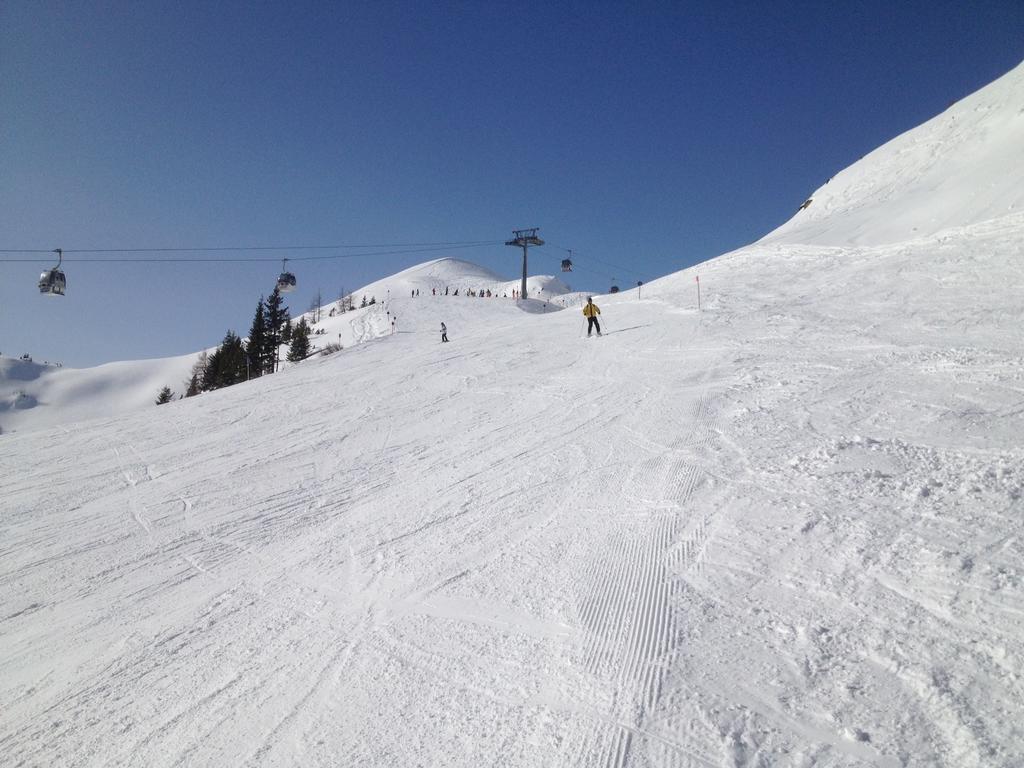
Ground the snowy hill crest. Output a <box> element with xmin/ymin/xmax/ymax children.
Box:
<box><xmin>763</xmin><ymin>60</ymin><xmax>1024</xmax><ymax>247</ymax></box>
<box><xmin>0</xmin><ymin>257</ymin><xmax>574</xmax><ymax>435</ymax></box>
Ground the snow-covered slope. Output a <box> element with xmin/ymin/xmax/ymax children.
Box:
<box><xmin>297</xmin><ymin>258</ymin><xmax>576</xmax><ymax>359</ymax></box>
<box><xmin>762</xmin><ymin>60</ymin><xmax>1024</xmax><ymax>247</ymax></box>
<box><xmin>2</xmin><ymin>65</ymin><xmax>1023</xmax><ymax>766</ymax></box>
<box><xmin>0</xmin><ymin>354</ymin><xmax>198</xmax><ymax>435</ymax></box>
<box><xmin>346</xmin><ymin>256</ymin><xmax>573</xmax><ymax>304</ymax></box>
<box><xmin>0</xmin><ymin>258</ymin><xmax>574</xmax><ymax>435</ymax></box>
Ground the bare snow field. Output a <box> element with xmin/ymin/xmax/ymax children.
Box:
<box><xmin>2</xmin><ymin>64</ymin><xmax>1023</xmax><ymax>766</ymax></box>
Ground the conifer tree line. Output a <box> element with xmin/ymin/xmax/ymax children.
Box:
<box><xmin>213</xmin><ymin>286</ymin><xmax>294</xmax><ymax>385</ymax></box>
<box><xmin>157</xmin><ymin>282</ymin><xmax>350</xmax><ymax>404</ymax></box>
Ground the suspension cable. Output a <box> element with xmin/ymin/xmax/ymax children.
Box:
<box><xmin>0</xmin><ymin>240</ymin><xmax>504</xmax><ymax>263</ymax></box>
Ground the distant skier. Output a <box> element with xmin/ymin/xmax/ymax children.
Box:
<box><xmin>440</xmin><ymin>322</ymin><xmax>448</xmax><ymax>343</ymax></box>
<box><xmin>583</xmin><ymin>297</ymin><xmax>602</xmax><ymax>337</ymax></box>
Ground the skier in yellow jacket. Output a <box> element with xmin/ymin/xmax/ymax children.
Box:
<box><xmin>582</xmin><ymin>297</ymin><xmax>602</xmax><ymax>337</ymax></box>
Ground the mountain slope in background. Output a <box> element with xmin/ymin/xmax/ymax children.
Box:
<box><xmin>762</xmin><ymin>60</ymin><xmax>1024</xmax><ymax>247</ymax></box>
<box><xmin>0</xmin><ymin>259</ymin><xmax>575</xmax><ymax>435</ymax></box>
<box><xmin>0</xmin><ymin>354</ymin><xmax>199</xmax><ymax>436</ymax></box>
<box><xmin>2</xmin><ymin>63</ymin><xmax>1022</xmax><ymax>766</ymax></box>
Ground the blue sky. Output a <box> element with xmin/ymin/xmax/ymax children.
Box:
<box><xmin>2</xmin><ymin>1</ymin><xmax>1022</xmax><ymax>366</ymax></box>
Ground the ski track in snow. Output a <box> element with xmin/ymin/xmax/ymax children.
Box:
<box><xmin>4</xmin><ymin>65</ymin><xmax>1024</xmax><ymax>766</ymax></box>
<box><xmin>574</xmin><ymin>379</ymin><xmax>722</xmax><ymax>768</ymax></box>
<box><xmin>3</xmin><ymin>246</ymin><xmax>1022</xmax><ymax>765</ymax></box>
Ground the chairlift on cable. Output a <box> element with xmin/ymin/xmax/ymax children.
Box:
<box><xmin>561</xmin><ymin>258</ymin><xmax>573</xmax><ymax>272</ymax></box>
<box><xmin>276</xmin><ymin>258</ymin><xmax>297</xmax><ymax>293</ymax></box>
<box><xmin>38</xmin><ymin>248</ymin><xmax>67</xmax><ymax>296</ymax></box>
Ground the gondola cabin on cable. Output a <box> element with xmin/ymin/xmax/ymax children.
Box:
<box><xmin>276</xmin><ymin>258</ymin><xmax>297</xmax><ymax>293</ymax></box>
<box><xmin>609</xmin><ymin>285</ymin><xmax>620</xmax><ymax>294</ymax></box>
<box><xmin>276</xmin><ymin>271</ymin><xmax>297</xmax><ymax>293</ymax></box>
<box><xmin>38</xmin><ymin>249</ymin><xmax>66</xmax><ymax>296</ymax></box>
<box><xmin>561</xmin><ymin>258</ymin><xmax>573</xmax><ymax>272</ymax></box>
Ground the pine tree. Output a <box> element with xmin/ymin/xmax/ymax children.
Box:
<box><xmin>263</xmin><ymin>287</ymin><xmax>289</xmax><ymax>374</ymax></box>
<box><xmin>281</xmin><ymin>318</ymin><xmax>293</xmax><ymax>345</ymax></box>
<box><xmin>201</xmin><ymin>351</ymin><xmax>220</xmax><ymax>392</ymax></box>
<box><xmin>155</xmin><ymin>386</ymin><xmax>174</xmax><ymax>405</ymax></box>
<box><xmin>224</xmin><ymin>331</ymin><xmax>246</xmax><ymax>385</ymax></box>
<box><xmin>246</xmin><ymin>298</ymin><xmax>266</xmax><ymax>380</ymax></box>
<box><xmin>287</xmin><ymin>318</ymin><xmax>312</xmax><ymax>362</ymax></box>
<box><xmin>186</xmin><ymin>351</ymin><xmax>208</xmax><ymax>394</ymax></box>
<box><xmin>202</xmin><ymin>331</ymin><xmax>247</xmax><ymax>390</ymax></box>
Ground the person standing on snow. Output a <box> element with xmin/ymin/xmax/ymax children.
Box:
<box><xmin>582</xmin><ymin>297</ymin><xmax>602</xmax><ymax>336</ymax></box>
<box><xmin>440</xmin><ymin>322</ymin><xmax>449</xmax><ymax>343</ymax></box>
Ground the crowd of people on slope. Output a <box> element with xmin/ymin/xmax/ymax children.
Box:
<box><xmin>405</xmin><ymin>286</ymin><xmax>532</xmax><ymax>299</ymax></box>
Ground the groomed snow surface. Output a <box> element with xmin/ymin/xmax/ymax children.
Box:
<box><xmin>3</xmin><ymin>63</ymin><xmax>1024</xmax><ymax>766</ymax></box>
<box><xmin>0</xmin><ymin>261</ymin><xmax>574</xmax><ymax>436</ymax></box>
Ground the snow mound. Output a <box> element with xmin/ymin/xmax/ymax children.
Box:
<box><xmin>0</xmin><ymin>353</ymin><xmax>199</xmax><ymax>434</ymax></box>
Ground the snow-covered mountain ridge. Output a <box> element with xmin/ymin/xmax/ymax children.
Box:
<box><xmin>0</xmin><ymin>258</ymin><xmax>574</xmax><ymax>435</ymax></box>
<box><xmin>2</xmin><ymin>63</ymin><xmax>1022</xmax><ymax>766</ymax></box>
<box><xmin>762</xmin><ymin>60</ymin><xmax>1024</xmax><ymax>247</ymax></box>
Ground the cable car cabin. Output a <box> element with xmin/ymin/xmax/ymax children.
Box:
<box><xmin>39</xmin><ymin>268</ymin><xmax>66</xmax><ymax>296</ymax></box>
<box><xmin>609</xmin><ymin>285</ymin><xmax>620</xmax><ymax>294</ymax></box>
<box><xmin>561</xmin><ymin>258</ymin><xmax>573</xmax><ymax>272</ymax></box>
<box><xmin>276</xmin><ymin>272</ymin><xmax>297</xmax><ymax>293</ymax></box>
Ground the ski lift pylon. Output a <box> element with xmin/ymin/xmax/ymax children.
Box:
<box><xmin>38</xmin><ymin>248</ymin><xmax>66</xmax><ymax>296</ymax></box>
<box><xmin>276</xmin><ymin>257</ymin><xmax>297</xmax><ymax>293</ymax></box>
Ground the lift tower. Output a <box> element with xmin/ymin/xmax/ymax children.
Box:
<box><xmin>505</xmin><ymin>228</ymin><xmax>544</xmax><ymax>300</ymax></box>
